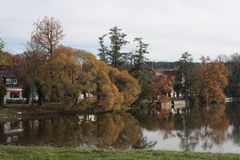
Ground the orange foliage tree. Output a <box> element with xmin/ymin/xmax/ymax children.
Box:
<box><xmin>195</xmin><ymin>56</ymin><xmax>228</xmax><ymax>105</ymax></box>
<box><xmin>151</xmin><ymin>74</ymin><xmax>174</xmax><ymax>106</ymax></box>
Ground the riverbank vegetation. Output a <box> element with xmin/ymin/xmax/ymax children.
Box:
<box><xmin>0</xmin><ymin>146</ymin><xmax>240</xmax><ymax>160</ymax></box>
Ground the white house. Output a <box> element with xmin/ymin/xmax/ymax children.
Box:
<box><xmin>0</xmin><ymin>65</ymin><xmax>24</xmax><ymax>104</ymax></box>
<box><xmin>4</xmin><ymin>78</ymin><xmax>24</xmax><ymax>104</ymax></box>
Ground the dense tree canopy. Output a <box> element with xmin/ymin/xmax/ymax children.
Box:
<box><xmin>29</xmin><ymin>45</ymin><xmax>140</xmax><ymax>111</ymax></box>
<box><xmin>2</xmin><ymin>16</ymin><xmax>236</xmax><ymax>110</ymax></box>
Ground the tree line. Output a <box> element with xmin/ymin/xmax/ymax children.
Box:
<box><xmin>174</xmin><ymin>52</ymin><xmax>228</xmax><ymax>107</ymax></box>
<box><xmin>0</xmin><ymin>17</ymin><xmax>142</xmax><ymax>112</ymax></box>
<box><xmin>1</xmin><ymin>16</ymin><xmax>240</xmax><ymax>111</ymax></box>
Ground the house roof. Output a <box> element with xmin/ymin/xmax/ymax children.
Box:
<box><xmin>152</xmin><ymin>69</ymin><xmax>178</xmax><ymax>81</ymax></box>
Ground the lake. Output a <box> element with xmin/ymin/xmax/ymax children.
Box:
<box><xmin>0</xmin><ymin>102</ymin><xmax>240</xmax><ymax>153</ymax></box>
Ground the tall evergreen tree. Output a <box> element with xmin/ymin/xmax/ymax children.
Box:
<box><xmin>98</xmin><ymin>34</ymin><xmax>108</xmax><ymax>63</ymax></box>
<box><xmin>176</xmin><ymin>52</ymin><xmax>195</xmax><ymax>104</ymax></box>
<box><xmin>98</xmin><ymin>26</ymin><xmax>128</xmax><ymax>68</ymax></box>
<box><xmin>133</xmin><ymin>37</ymin><xmax>149</xmax><ymax>71</ymax></box>
<box><xmin>109</xmin><ymin>26</ymin><xmax>128</xmax><ymax>68</ymax></box>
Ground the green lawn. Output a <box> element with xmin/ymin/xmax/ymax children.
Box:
<box><xmin>0</xmin><ymin>146</ymin><xmax>239</xmax><ymax>160</ymax></box>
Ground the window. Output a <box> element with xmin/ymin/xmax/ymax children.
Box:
<box><xmin>6</xmin><ymin>78</ymin><xmax>11</xmax><ymax>84</ymax></box>
<box><xmin>10</xmin><ymin>91</ymin><xmax>20</xmax><ymax>98</ymax></box>
<box><xmin>12</xmin><ymin>79</ymin><xmax>17</xmax><ymax>85</ymax></box>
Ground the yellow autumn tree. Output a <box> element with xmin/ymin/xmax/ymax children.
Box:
<box><xmin>36</xmin><ymin>46</ymin><xmax>140</xmax><ymax>111</ymax></box>
<box><xmin>40</xmin><ymin>46</ymin><xmax>80</xmax><ymax>104</ymax></box>
<box><xmin>109</xmin><ymin>68</ymin><xmax>141</xmax><ymax>108</ymax></box>
<box><xmin>95</xmin><ymin>62</ymin><xmax>124</xmax><ymax>111</ymax></box>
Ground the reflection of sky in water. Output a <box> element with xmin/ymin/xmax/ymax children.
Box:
<box><xmin>143</xmin><ymin>129</ymin><xmax>181</xmax><ymax>151</ymax></box>
<box><xmin>142</xmin><ymin>125</ymin><xmax>240</xmax><ymax>153</ymax></box>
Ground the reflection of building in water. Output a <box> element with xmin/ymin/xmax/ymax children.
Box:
<box><xmin>2</xmin><ymin>120</ymin><xmax>39</xmax><ymax>145</ymax></box>
<box><xmin>4</xmin><ymin>121</ymin><xmax>23</xmax><ymax>144</ymax></box>
<box><xmin>78</xmin><ymin>115</ymin><xmax>96</xmax><ymax>124</ymax></box>
<box><xmin>87</xmin><ymin>115</ymin><xmax>96</xmax><ymax>122</ymax></box>
<box><xmin>4</xmin><ymin>121</ymin><xmax>23</xmax><ymax>134</ymax></box>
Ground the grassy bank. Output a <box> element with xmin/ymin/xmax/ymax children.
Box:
<box><xmin>0</xmin><ymin>146</ymin><xmax>240</xmax><ymax>160</ymax></box>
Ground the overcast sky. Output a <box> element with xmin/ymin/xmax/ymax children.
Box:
<box><xmin>1</xmin><ymin>0</ymin><xmax>240</xmax><ymax>61</ymax></box>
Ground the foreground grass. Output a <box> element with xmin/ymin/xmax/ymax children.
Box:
<box><xmin>0</xmin><ymin>146</ymin><xmax>240</xmax><ymax>160</ymax></box>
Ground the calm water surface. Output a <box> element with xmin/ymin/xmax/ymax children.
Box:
<box><xmin>0</xmin><ymin>103</ymin><xmax>240</xmax><ymax>153</ymax></box>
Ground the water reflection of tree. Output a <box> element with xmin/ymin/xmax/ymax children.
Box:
<box><xmin>225</xmin><ymin>103</ymin><xmax>240</xmax><ymax>146</ymax></box>
<box><xmin>132</xmin><ymin>109</ymin><xmax>175</xmax><ymax>139</ymax></box>
<box><xmin>21</xmin><ymin>116</ymin><xmax>82</xmax><ymax>146</ymax></box>
<box><xmin>177</xmin><ymin>106</ymin><xmax>229</xmax><ymax>151</ymax></box>
<box><xmin>176</xmin><ymin>110</ymin><xmax>200</xmax><ymax>152</ymax></box>
<box><xmin>198</xmin><ymin>106</ymin><xmax>229</xmax><ymax>150</ymax></box>
<box><xmin>132</xmin><ymin>105</ymin><xmax>230</xmax><ymax>152</ymax></box>
<box><xmin>132</xmin><ymin>131</ymin><xmax>157</xmax><ymax>149</ymax></box>
<box><xmin>0</xmin><ymin>113</ymin><xmax>141</xmax><ymax>150</ymax></box>
<box><xmin>88</xmin><ymin>113</ymin><xmax>141</xmax><ymax>150</ymax></box>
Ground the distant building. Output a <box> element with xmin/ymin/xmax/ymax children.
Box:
<box><xmin>152</xmin><ymin>69</ymin><xmax>183</xmax><ymax>99</ymax></box>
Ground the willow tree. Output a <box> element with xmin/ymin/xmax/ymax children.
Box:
<box><xmin>35</xmin><ymin>45</ymin><xmax>140</xmax><ymax>111</ymax></box>
<box><xmin>95</xmin><ymin>62</ymin><xmax>124</xmax><ymax>111</ymax></box>
<box><xmin>109</xmin><ymin>68</ymin><xmax>141</xmax><ymax>108</ymax></box>
<box><xmin>77</xmin><ymin>51</ymin><xmax>140</xmax><ymax>111</ymax></box>
<box><xmin>40</xmin><ymin>47</ymin><xmax>79</xmax><ymax>103</ymax></box>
